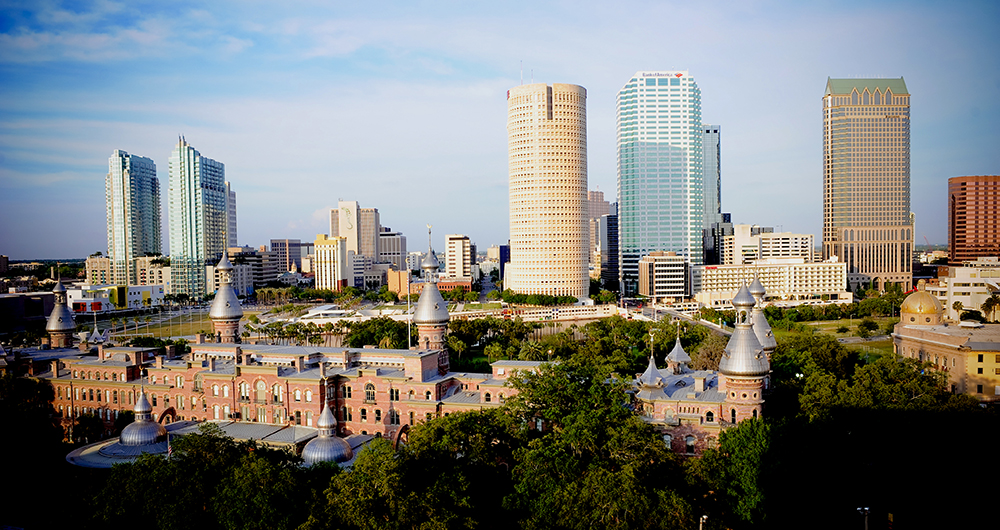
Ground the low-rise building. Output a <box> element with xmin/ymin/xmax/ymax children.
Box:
<box><xmin>692</xmin><ymin>257</ymin><xmax>850</xmax><ymax>308</ymax></box>
<box><xmin>638</xmin><ymin>251</ymin><xmax>689</xmax><ymax>303</ymax></box>
<box><xmin>721</xmin><ymin>225</ymin><xmax>813</xmax><ymax>265</ymax></box>
<box><xmin>923</xmin><ymin>257</ymin><xmax>1000</xmax><ymax>320</ymax></box>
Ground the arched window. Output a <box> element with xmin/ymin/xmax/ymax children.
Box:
<box><xmin>731</xmin><ymin>408</ymin><xmax>736</xmax><ymax>423</ymax></box>
<box><xmin>151</xmin><ymin>394</ymin><xmax>157</xmax><ymax>406</ymax></box>
<box><xmin>113</xmin><ymin>391</ymin><xmax>118</xmax><ymax>404</ymax></box>
<box><xmin>112</xmin><ymin>373</ymin><xmax>118</xmax><ymax>382</ymax></box>
<box><xmin>705</xmin><ymin>411</ymin><xmax>714</xmax><ymax>423</ymax></box>
<box><xmin>223</xmin><ymin>385</ymin><xmax>230</xmax><ymax>398</ymax></box>
<box><xmin>273</xmin><ymin>385</ymin><xmax>283</xmax><ymax>403</ymax></box>
<box><xmin>176</xmin><ymin>375</ymin><xmax>184</xmax><ymax>388</ymax></box>
<box><xmin>499</xmin><ymin>393</ymin><xmax>505</xmax><ymax>403</ymax></box>
<box><xmin>685</xmin><ymin>435</ymin><xmax>696</xmax><ymax>454</ymax></box>
<box><xmin>365</xmin><ymin>383</ymin><xmax>376</xmax><ymax>402</ymax></box>
<box><xmin>360</xmin><ymin>408</ymin><xmax>368</xmax><ymax>421</ymax></box>
<box><xmin>305</xmin><ymin>390</ymin><xmax>313</xmax><ymax>402</ymax></box>
<box><xmin>239</xmin><ymin>382</ymin><xmax>249</xmax><ymax>399</ymax></box>
<box><xmin>752</xmin><ymin>409</ymin><xmax>758</xmax><ymax>419</ymax></box>
<box><xmin>295</xmin><ymin>389</ymin><xmax>302</xmax><ymax>402</ymax></box>
<box><xmin>57</xmin><ymin>387</ymin><xmax>62</xmax><ymax>399</ymax></box>
<box><xmin>389</xmin><ymin>410</ymin><xmax>400</xmax><ymax>425</ymax></box>
<box><xmin>212</xmin><ymin>384</ymin><xmax>219</xmax><ymax>396</ymax></box>
<box><xmin>425</xmin><ymin>390</ymin><xmax>432</xmax><ymax>400</ymax></box>
<box><xmin>150</xmin><ymin>375</ymin><xmax>155</xmax><ymax>384</ymax></box>
<box><xmin>484</xmin><ymin>393</ymin><xmax>492</xmax><ymax>403</ymax></box>
<box><xmin>306</xmin><ymin>411</ymin><xmax>313</xmax><ymax>426</ymax></box>
<box><xmin>256</xmin><ymin>381</ymin><xmax>267</xmax><ymax>402</ymax></box>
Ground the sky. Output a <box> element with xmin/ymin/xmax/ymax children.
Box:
<box><xmin>1</xmin><ymin>0</ymin><xmax>998</xmax><ymax>260</ymax></box>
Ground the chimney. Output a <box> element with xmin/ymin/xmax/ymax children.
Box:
<box><xmin>165</xmin><ymin>345</ymin><xmax>176</xmax><ymax>359</ymax></box>
<box><xmin>155</xmin><ymin>356</ymin><xmax>164</xmax><ymax>369</ymax></box>
<box><xmin>295</xmin><ymin>356</ymin><xmax>304</xmax><ymax>373</ymax></box>
<box><xmin>320</xmin><ymin>362</ymin><xmax>327</xmax><ymax>378</ymax></box>
<box><xmin>208</xmin><ymin>357</ymin><xmax>216</xmax><ymax>371</ymax></box>
<box><xmin>98</xmin><ymin>345</ymin><xmax>106</xmax><ymax>360</ymax></box>
<box><xmin>694</xmin><ymin>376</ymin><xmax>705</xmax><ymax>393</ymax></box>
<box><xmin>50</xmin><ymin>360</ymin><xmax>60</xmax><ymax>375</ymax></box>
<box><xmin>196</xmin><ymin>333</ymin><xmax>205</xmax><ymax>344</ymax></box>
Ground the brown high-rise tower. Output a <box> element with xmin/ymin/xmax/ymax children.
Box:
<box><xmin>949</xmin><ymin>175</ymin><xmax>1000</xmax><ymax>264</ymax></box>
<box><xmin>822</xmin><ymin>78</ymin><xmax>913</xmax><ymax>292</ymax></box>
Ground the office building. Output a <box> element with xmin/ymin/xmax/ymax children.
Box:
<box><xmin>225</xmin><ymin>182</ymin><xmax>238</xmax><ymax>247</ymax></box>
<box><xmin>168</xmin><ymin>138</ymin><xmax>226</xmax><ymax>298</ymax></box>
<box><xmin>924</xmin><ymin>257</ymin><xmax>1000</xmax><ymax>320</ymax></box>
<box><xmin>822</xmin><ymin>78</ymin><xmax>913</xmax><ymax>291</ymax></box>
<box><xmin>702</xmin><ymin>125</ymin><xmax>722</xmax><ymax>229</ymax></box>
<box><xmin>359</xmin><ymin>208</ymin><xmax>381</xmax><ymax>261</ymax></box>
<box><xmin>270</xmin><ymin>239</ymin><xmax>302</xmax><ymax>273</ymax></box>
<box><xmin>378</xmin><ymin>229</ymin><xmax>407</xmax><ymax>271</ymax></box>
<box><xmin>588</xmin><ymin>191</ymin><xmax>611</xmax><ymax>271</ymax></box>
<box><xmin>444</xmin><ymin>234</ymin><xmax>476</xmax><ymax>279</ymax></box>
<box><xmin>703</xmin><ymin>213</ymin><xmax>733</xmax><ymax>266</ymax></box>
<box><xmin>106</xmin><ymin>150</ymin><xmax>160</xmax><ymax>285</ymax></box>
<box><xmin>637</xmin><ymin>251</ymin><xmax>688</xmax><ymax>303</ymax></box>
<box><xmin>617</xmin><ymin>71</ymin><xmax>704</xmax><ymax>295</ymax></box>
<box><xmin>948</xmin><ymin>175</ymin><xmax>1000</xmax><ymax>264</ymax></box>
<box><xmin>313</xmin><ymin>235</ymin><xmax>350</xmax><ymax>291</ymax></box>
<box><xmin>331</xmin><ymin>201</ymin><xmax>361</xmax><ymax>255</ymax></box>
<box><xmin>600</xmin><ymin>214</ymin><xmax>619</xmax><ymax>290</ymax></box>
<box><xmin>506</xmin><ymin>82</ymin><xmax>589</xmax><ymax>300</ymax></box>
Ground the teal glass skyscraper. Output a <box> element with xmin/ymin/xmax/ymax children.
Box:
<box><xmin>168</xmin><ymin>137</ymin><xmax>226</xmax><ymax>298</ymax></box>
<box><xmin>617</xmin><ymin>71</ymin><xmax>703</xmax><ymax>294</ymax></box>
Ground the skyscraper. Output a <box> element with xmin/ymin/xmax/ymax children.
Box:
<box><xmin>168</xmin><ymin>138</ymin><xmax>226</xmax><ymax>297</ymax></box>
<box><xmin>506</xmin><ymin>83</ymin><xmax>589</xmax><ymax>300</ymax></box>
<box><xmin>106</xmin><ymin>150</ymin><xmax>160</xmax><ymax>285</ymax></box>
<box><xmin>617</xmin><ymin>71</ymin><xmax>704</xmax><ymax>295</ymax></box>
<box><xmin>359</xmin><ymin>207</ymin><xmax>381</xmax><ymax>261</ymax></box>
<box><xmin>948</xmin><ymin>175</ymin><xmax>1000</xmax><ymax>264</ymax></box>
<box><xmin>702</xmin><ymin>125</ymin><xmax>721</xmax><ymax>229</ymax></box>
<box><xmin>444</xmin><ymin>234</ymin><xmax>475</xmax><ymax>278</ymax></box>
<box><xmin>822</xmin><ymin>78</ymin><xmax>912</xmax><ymax>291</ymax></box>
<box><xmin>225</xmin><ymin>181</ymin><xmax>238</xmax><ymax>247</ymax></box>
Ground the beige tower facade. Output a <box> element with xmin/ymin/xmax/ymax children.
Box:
<box><xmin>506</xmin><ymin>83</ymin><xmax>589</xmax><ymax>300</ymax></box>
<box><xmin>822</xmin><ymin>78</ymin><xmax>913</xmax><ymax>292</ymax></box>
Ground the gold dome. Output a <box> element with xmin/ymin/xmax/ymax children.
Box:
<box><xmin>900</xmin><ymin>280</ymin><xmax>943</xmax><ymax>316</ymax></box>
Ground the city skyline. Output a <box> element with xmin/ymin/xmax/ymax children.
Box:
<box><xmin>1</xmin><ymin>1</ymin><xmax>998</xmax><ymax>259</ymax></box>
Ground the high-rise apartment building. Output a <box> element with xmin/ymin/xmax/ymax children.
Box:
<box><xmin>168</xmin><ymin>138</ymin><xmax>226</xmax><ymax>297</ymax></box>
<box><xmin>822</xmin><ymin>78</ymin><xmax>913</xmax><ymax>291</ymax></box>
<box><xmin>617</xmin><ymin>71</ymin><xmax>704</xmax><ymax>294</ymax></box>
<box><xmin>106</xmin><ymin>150</ymin><xmax>160</xmax><ymax>285</ymax></box>
<box><xmin>225</xmin><ymin>181</ymin><xmax>238</xmax><ymax>247</ymax></box>
<box><xmin>506</xmin><ymin>83</ymin><xmax>589</xmax><ymax>300</ymax></box>
<box><xmin>444</xmin><ymin>234</ymin><xmax>476</xmax><ymax>278</ymax></box>
<box><xmin>948</xmin><ymin>175</ymin><xmax>1000</xmax><ymax>264</ymax></box>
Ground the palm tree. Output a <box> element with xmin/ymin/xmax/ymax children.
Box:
<box><xmin>982</xmin><ymin>295</ymin><xmax>1000</xmax><ymax>322</ymax></box>
<box><xmin>952</xmin><ymin>301</ymin><xmax>964</xmax><ymax>320</ymax></box>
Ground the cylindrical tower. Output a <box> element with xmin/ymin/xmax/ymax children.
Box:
<box><xmin>209</xmin><ymin>252</ymin><xmax>243</xmax><ymax>343</ymax></box>
<box><xmin>719</xmin><ymin>285</ymin><xmax>770</xmax><ymax>423</ymax></box>
<box><xmin>506</xmin><ymin>83</ymin><xmax>589</xmax><ymax>300</ymax></box>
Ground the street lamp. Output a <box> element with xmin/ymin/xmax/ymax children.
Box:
<box><xmin>857</xmin><ymin>507</ymin><xmax>869</xmax><ymax>530</ymax></box>
<box><xmin>699</xmin><ymin>515</ymin><xmax>708</xmax><ymax>530</ymax></box>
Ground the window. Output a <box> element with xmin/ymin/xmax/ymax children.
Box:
<box><xmin>273</xmin><ymin>385</ymin><xmax>282</xmax><ymax>403</ymax></box>
<box><xmin>408</xmin><ymin>390</ymin><xmax>414</xmax><ymax>400</ymax></box>
<box><xmin>213</xmin><ymin>384</ymin><xmax>219</xmax><ymax>396</ymax></box>
<box><xmin>978</xmin><ymin>354</ymin><xmax>984</xmax><ymax>362</ymax></box>
<box><xmin>389</xmin><ymin>410</ymin><xmax>400</xmax><ymax>425</ymax></box>
<box><xmin>425</xmin><ymin>391</ymin><xmax>432</xmax><ymax>400</ymax></box>
<box><xmin>977</xmin><ymin>385</ymin><xmax>983</xmax><ymax>394</ymax></box>
<box><xmin>152</xmin><ymin>395</ymin><xmax>157</xmax><ymax>406</ymax></box>
<box><xmin>295</xmin><ymin>411</ymin><xmax>301</xmax><ymax>425</ymax></box>
<box><xmin>176</xmin><ymin>375</ymin><xmax>184</xmax><ymax>388</ymax></box>
<box><xmin>752</xmin><ymin>409</ymin><xmax>758</xmax><ymax>419</ymax></box>
<box><xmin>978</xmin><ymin>368</ymin><xmax>984</xmax><ymax>374</ymax></box>
<box><xmin>89</xmin><ymin>389</ymin><xmax>94</xmax><ymax>401</ymax></box>
<box><xmin>705</xmin><ymin>411</ymin><xmax>714</xmax><ymax>422</ymax></box>
<box><xmin>375</xmin><ymin>409</ymin><xmax>382</xmax><ymax>423</ymax></box>
<box><xmin>341</xmin><ymin>385</ymin><xmax>352</xmax><ymax>399</ymax></box>
<box><xmin>112</xmin><ymin>373</ymin><xmax>117</xmax><ymax>381</ymax></box>
<box><xmin>685</xmin><ymin>435</ymin><xmax>696</xmax><ymax>454</ymax></box>
<box><xmin>295</xmin><ymin>389</ymin><xmax>301</xmax><ymax>402</ymax></box>
<box><xmin>360</xmin><ymin>408</ymin><xmax>368</xmax><ymax>421</ymax></box>
<box><xmin>223</xmin><ymin>385</ymin><xmax>229</xmax><ymax>398</ymax></box>
<box><xmin>57</xmin><ymin>387</ymin><xmax>62</xmax><ymax>399</ymax></box>
<box><xmin>305</xmin><ymin>390</ymin><xmax>312</xmax><ymax>403</ymax></box>
<box><xmin>731</xmin><ymin>409</ymin><xmax>736</xmax><ymax>423</ymax></box>
<box><xmin>389</xmin><ymin>388</ymin><xmax>399</xmax><ymax>401</ymax></box>
<box><xmin>306</xmin><ymin>411</ymin><xmax>313</xmax><ymax>426</ymax></box>
<box><xmin>484</xmin><ymin>392</ymin><xmax>492</xmax><ymax>403</ymax></box>
<box><xmin>342</xmin><ymin>406</ymin><xmax>352</xmax><ymax>422</ymax></box>
<box><xmin>365</xmin><ymin>383</ymin><xmax>376</xmax><ymax>402</ymax></box>
<box><xmin>239</xmin><ymin>382</ymin><xmax>249</xmax><ymax>399</ymax></box>
<box><xmin>409</xmin><ymin>411</ymin><xmax>414</xmax><ymax>425</ymax></box>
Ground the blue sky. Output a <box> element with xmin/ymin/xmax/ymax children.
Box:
<box><xmin>1</xmin><ymin>0</ymin><xmax>997</xmax><ymax>259</ymax></box>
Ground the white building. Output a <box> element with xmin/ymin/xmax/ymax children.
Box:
<box><xmin>692</xmin><ymin>257</ymin><xmax>850</xmax><ymax>307</ymax></box>
<box><xmin>107</xmin><ymin>150</ymin><xmax>161</xmax><ymax>286</ymax></box>
<box><xmin>722</xmin><ymin>225</ymin><xmax>814</xmax><ymax>265</ymax></box>
<box><xmin>67</xmin><ymin>284</ymin><xmax>165</xmax><ymax>312</ymax></box>
<box><xmin>378</xmin><ymin>229</ymin><xmax>407</xmax><ymax>271</ymax></box>
<box><xmin>925</xmin><ymin>257</ymin><xmax>1000</xmax><ymax>320</ymax></box>
<box><xmin>168</xmin><ymin>137</ymin><xmax>226</xmax><ymax>297</ymax></box>
<box><xmin>225</xmin><ymin>181</ymin><xmax>238</xmax><ymax>247</ymax></box>
<box><xmin>313</xmin><ymin>235</ymin><xmax>350</xmax><ymax>291</ymax></box>
<box><xmin>617</xmin><ymin>71</ymin><xmax>704</xmax><ymax>294</ymax></box>
<box><xmin>444</xmin><ymin>234</ymin><xmax>476</xmax><ymax>279</ymax></box>
<box><xmin>506</xmin><ymin>82</ymin><xmax>589</xmax><ymax>300</ymax></box>
<box><xmin>207</xmin><ymin>260</ymin><xmax>253</xmax><ymax>298</ymax></box>
<box><xmin>638</xmin><ymin>252</ymin><xmax>689</xmax><ymax>303</ymax></box>
<box><xmin>406</xmin><ymin>251</ymin><xmax>424</xmax><ymax>272</ymax></box>
<box><xmin>330</xmin><ymin>201</ymin><xmax>361</xmax><ymax>255</ymax></box>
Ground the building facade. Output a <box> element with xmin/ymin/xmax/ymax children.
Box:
<box><xmin>618</xmin><ymin>71</ymin><xmax>704</xmax><ymax>294</ymax></box>
<box><xmin>702</xmin><ymin>125</ymin><xmax>722</xmax><ymax>231</ymax></box>
<box><xmin>378</xmin><ymin>229</ymin><xmax>407</xmax><ymax>271</ymax></box>
<box><xmin>444</xmin><ymin>234</ymin><xmax>476</xmax><ymax>279</ymax></box>
<box><xmin>506</xmin><ymin>83</ymin><xmax>589</xmax><ymax>300</ymax></box>
<box><xmin>948</xmin><ymin>175</ymin><xmax>1000</xmax><ymax>264</ymax></box>
<box><xmin>692</xmin><ymin>257</ymin><xmax>850</xmax><ymax>307</ymax></box>
<box><xmin>271</xmin><ymin>239</ymin><xmax>302</xmax><ymax>273</ymax></box>
<box><xmin>637</xmin><ymin>251</ymin><xmax>689</xmax><ymax>303</ymax></box>
<box><xmin>313</xmin><ymin>235</ymin><xmax>350</xmax><ymax>291</ymax></box>
<box><xmin>106</xmin><ymin>150</ymin><xmax>160</xmax><ymax>286</ymax></box>
<box><xmin>225</xmin><ymin>181</ymin><xmax>238</xmax><ymax>247</ymax></box>
<box><xmin>168</xmin><ymin>138</ymin><xmax>226</xmax><ymax>297</ymax></box>
<box><xmin>600</xmin><ymin>214</ymin><xmax>619</xmax><ymax>290</ymax></box>
<box><xmin>722</xmin><ymin>225</ymin><xmax>814</xmax><ymax>265</ymax></box>
<box><xmin>359</xmin><ymin>208</ymin><xmax>381</xmax><ymax>262</ymax></box>
<box><xmin>822</xmin><ymin>78</ymin><xmax>913</xmax><ymax>292</ymax></box>
<box><xmin>924</xmin><ymin>257</ymin><xmax>1000</xmax><ymax>320</ymax></box>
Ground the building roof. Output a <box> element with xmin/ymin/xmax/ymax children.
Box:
<box><xmin>46</xmin><ymin>281</ymin><xmax>76</xmax><ymax>332</ymax></box>
<box><xmin>824</xmin><ymin>77</ymin><xmax>908</xmax><ymax>96</ymax></box>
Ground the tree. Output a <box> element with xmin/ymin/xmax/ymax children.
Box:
<box><xmin>952</xmin><ymin>300</ymin><xmax>964</xmax><ymax>317</ymax></box>
<box><xmin>982</xmin><ymin>294</ymin><xmax>1000</xmax><ymax>322</ymax></box>
<box><xmin>691</xmin><ymin>332</ymin><xmax>728</xmax><ymax>370</ymax></box>
<box><xmin>446</xmin><ymin>335</ymin><xmax>467</xmax><ymax>359</ymax></box>
<box><xmin>690</xmin><ymin>419</ymin><xmax>771</xmax><ymax>528</ymax></box>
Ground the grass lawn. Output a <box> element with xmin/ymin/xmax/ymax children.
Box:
<box><xmin>461</xmin><ymin>303</ymin><xmax>502</xmax><ymax>311</ymax></box>
<box><xmin>100</xmin><ymin>310</ymin><xmax>262</xmax><ymax>340</ymax></box>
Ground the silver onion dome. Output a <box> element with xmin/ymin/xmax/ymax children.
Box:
<box><xmin>301</xmin><ymin>404</ymin><xmax>353</xmax><ymax>465</ymax></box>
<box><xmin>46</xmin><ymin>281</ymin><xmax>76</xmax><ymax>332</ymax></box>
<box><xmin>209</xmin><ymin>253</ymin><xmax>243</xmax><ymax>320</ymax></box>
<box><xmin>420</xmin><ymin>250</ymin><xmax>440</xmax><ymax>271</ymax></box>
<box><xmin>637</xmin><ymin>355</ymin><xmax>662</xmax><ymax>388</ymax></box>
<box><xmin>719</xmin><ymin>285</ymin><xmax>770</xmax><ymax>377</ymax></box>
<box><xmin>666</xmin><ymin>336</ymin><xmax>691</xmax><ymax>364</ymax></box>
<box><xmin>413</xmin><ymin>282</ymin><xmax>450</xmax><ymax>325</ymax></box>
<box><xmin>119</xmin><ymin>391</ymin><xmax>167</xmax><ymax>446</ymax></box>
<box><xmin>748</xmin><ymin>277</ymin><xmax>776</xmax><ymax>353</ymax></box>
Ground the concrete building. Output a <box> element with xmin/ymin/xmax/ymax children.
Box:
<box><xmin>722</xmin><ymin>225</ymin><xmax>813</xmax><ymax>265</ymax></box>
<box><xmin>359</xmin><ymin>208</ymin><xmax>381</xmax><ymax>262</ymax></box>
<box><xmin>270</xmin><ymin>239</ymin><xmax>302</xmax><ymax>273</ymax></box>
<box><xmin>637</xmin><ymin>252</ymin><xmax>689</xmax><ymax>303</ymax></box>
<box><xmin>444</xmin><ymin>234</ymin><xmax>476</xmax><ymax>279</ymax></box>
<box><xmin>692</xmin><ymin>257</ymin><xmax>850</xmax><ymax>308</ymax></box>
<box><xmin>894</xmin><ymin>281</ymin><xmax>1000</xmax><ymax>402</ymax></box>
<box><xmin>207</xmin><ymin>257</ymin><xmax>254</xmax><ymax>298</ymax></box>
<box><xmin>588</xmin><ymin>191</ymin><xmax>611</xmax><ymax>271</ymax></box>
<box><xmin>133</xmin><ymin>256</ymin><xmax>170</xmax><ymax>293</ymax></box>
<box><xmin>378</xmin><ymin>229</ymin><xmax>407</xmax><ymax>271</ymax></box>
<box><xmin>618</xmin><ymin>71</ymin><xmax>704</xmax><ymax>294</ymax></box>
<box><xmin>924</xmin><ymin>257</ymin><xmax>1000</xmax><ymax>321</ymax></box>
<box><xmin>822</xmin><ymin>78</ymin><xmax>913</xmax><ymax>292</ymax></box>
<box><xmin>948</xmin><ymin>175</ymin><xmax>1000</xmax><ymax>264</ymax></box>
<box><xmin>168</xmin><ymin>137</ymin><xmax>226</xmax><ymax>298</ymax></box>
<box><xmin>331</xmin><ymin>201</ymin><xmax>361</xmax><ymax>255</ymax></box>
<box><xmin>85</xmin><ymin>256</ymin><xmax>113</xmax><ymax>286</ymax></box>
<box><xmin>506</xmin><ymin>82</ymin><xmax>589</xmax><ymax>301</ymax></box>
<box><xmin>406</xmin><ymin>251</ymin><xmax>424</xmax><ymax>272</ymax></box>
<box><xmin>67</xmin><ymin>284</ymin><xmax>165</xmax><ymax>312</ymax></box>
<box><xmin>313</xmin><ymin>235</ymin><xmax>350</xmax><ymax>291</ymax></box>
<box><xmin>225</xmin><ymin>181</ymin><xmax>237</xmax><ymax>247</ymax></box>
<box><xmin>106</xmin><ymin>150</ymin><xmax>161</xmax><ymax>286</ymax></box>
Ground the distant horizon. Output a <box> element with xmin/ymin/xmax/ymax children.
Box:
<box><xmin>2</xmin><ymin>1</ymin><xmax>997</xmax><ymax>259</ymax></box>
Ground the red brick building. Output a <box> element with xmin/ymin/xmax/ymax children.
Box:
<box><xmin>949</xmin><ymin>175</ymin><xmax>1000</xmax><ymax>264</ymax></box>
